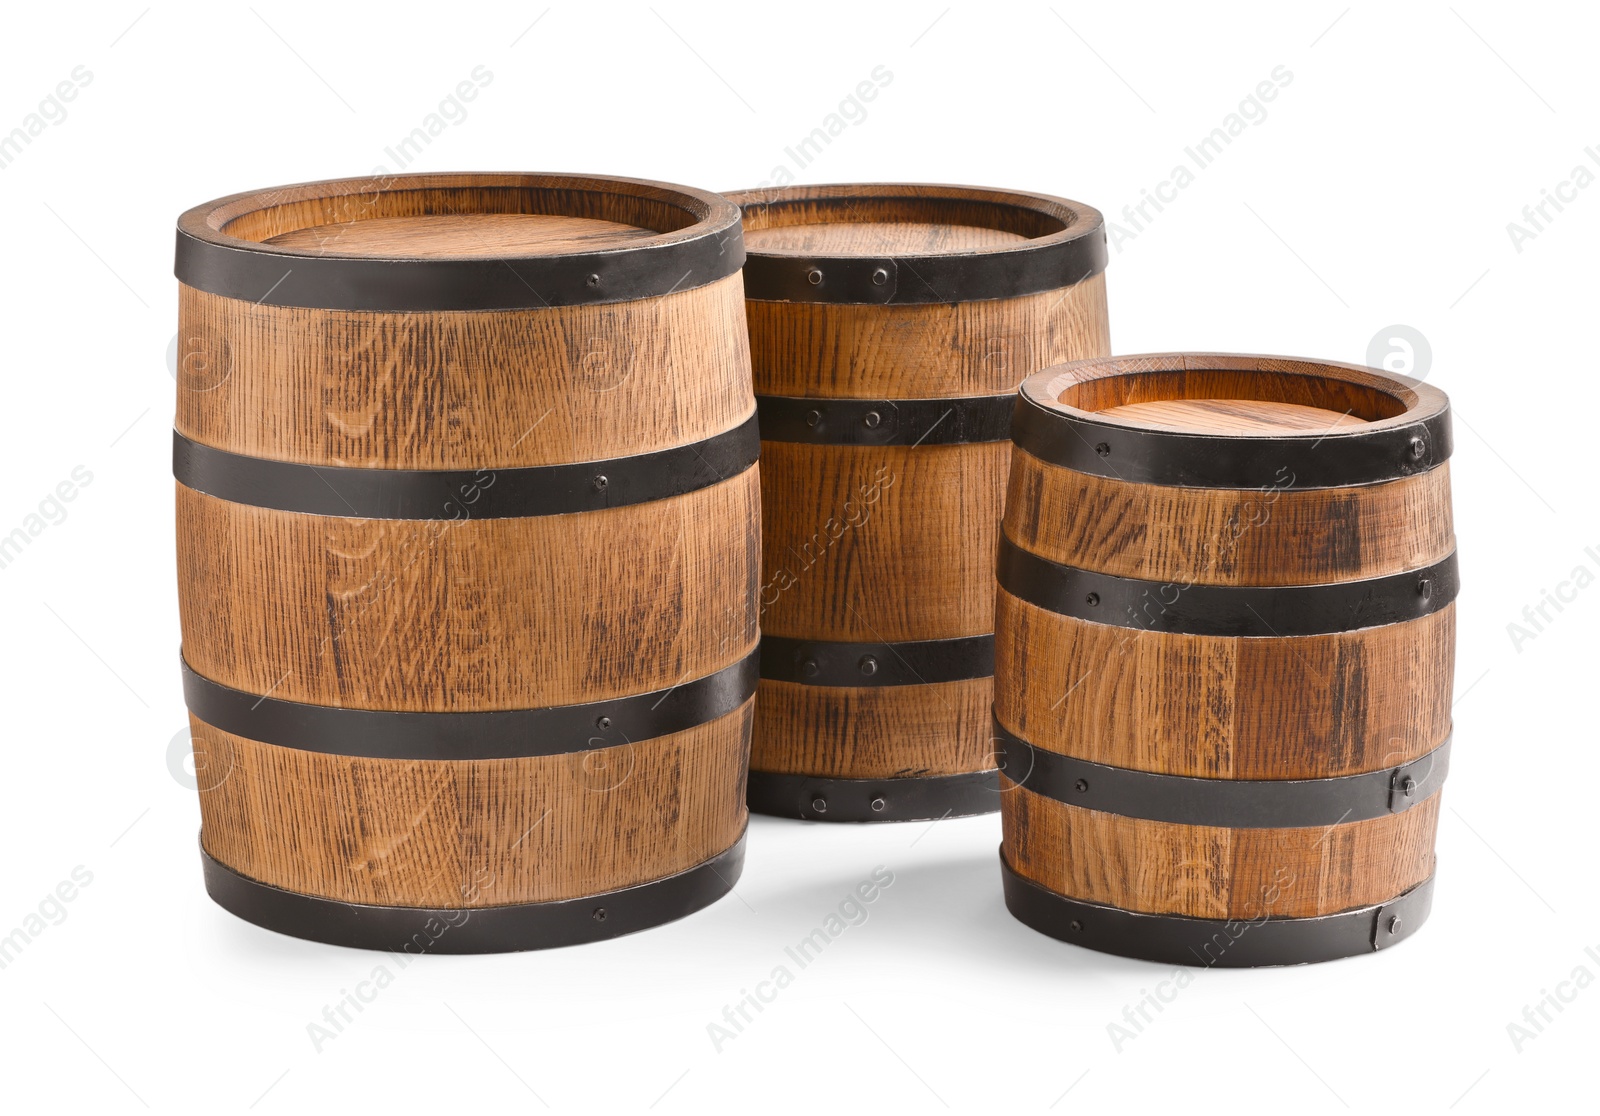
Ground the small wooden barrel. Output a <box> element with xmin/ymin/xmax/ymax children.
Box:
<box><xmin>728</xmin><ymin>183</ymin><xmax>1110</xmax><ymax>822</ymax></box>
<box><xmin>995</xmin><ymin>354</ymin><xmax>1456</xmax><ymax>965</ymax></box>
<box><xmin>173</xmin><ymin>173</ymin><xmax>759</xmax><ymax>952</ymax></box>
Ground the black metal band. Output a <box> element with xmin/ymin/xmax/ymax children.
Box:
<box><xmin>172</xmin><ymin>413</ymin><xmax>758</xmax><ymax>520</ymax></box>
<box><xmin>1001</xmin><ymin>854</ymin><xmax>1434</xmax><ymax>967</ymax></box>
<box><xmin>747</xmin><ymin>770</ymin><xmax>998</xmax><ymax>823</ymax></box>
<box><xmin>756</xmin><ymin>394</ymin><xmax>1013</xmax><ymax>446</ymax></box>
<box><xmin>202</xmin><ymin>832</ymin><xmax>745</xmax><ymax>953</ymax></box>
<box><xmin>1010</xmin><ymin>394</ymin><xmax>1453</xmax><ymax>490</ymax></box>
<box><xmin>740</xmin><ymin>234</ymin><xmax>1106</xmax><ymax>305</ymax></box>
<box><xmin>994</xmin><ymin>720</ymin><xmax>1450</xmax><ymax>828</ymax></box>
<box><xmin>759</xmin><ymin>634</ymin><xmax>994</xmax><ymax>687</ymax></box>
<box><xmin>997</xmin><ymin>535</ymin><xmax>1459</xmax><ymax>637</ymax></box>
<box><xmin>181</xmin><ymin>648</ymin><xmax>759</xmax><ymax>761</ymax></box>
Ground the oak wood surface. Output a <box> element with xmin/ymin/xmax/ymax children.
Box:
<box><xmin>758</xmin><ymin>441</ymin><xmax>1006</xmax><ymax>643</ymax></box>
<box><xmin>744</xmin><ymin>220</ymin><xmax>1030</xmax><ymax>255</ymax></box>
<box><xmin>1098</xmin><ymin>398</ymin><xmax>1371</xmax><ymax>434</ymax></box>
<box><xmin>264</xmin><ymin>213</ymin><xmax>655</xmax><ymax>257</ymax></box>
<box><xmin>176</xmin><ymin>275</ymin><xmax>751</xmax><ymax>469</ymax></box>
<box><xmin>750</xmin><ymin>677</ymin><xmax>994</xmax><ymax>779</ymax></box>
<box><xmin>748</xmin><ymin>272</ymin><xmax>1109</xmax><ymax>398</ymax></box>
<box><xmin>1003</xmin><ymin>449</ymin><xmax>1456</xmax><ymax>587</ymax></box>
<box><xmin>1002</xmin><ymin>781</ymin><xmax>1439</xmax><ymax>919</ymax></box>
<box><xmin>177</xmin><ymin>470</ymin><xmax>760</xmax><ymax>712</ymax></box>
<box><xmin>995</xmin><ymin>592</ymin><xmax>1454</xmax><ymax>780</ymax></box>
<box><xmin>194</xmin><ymin>702</ymin><xmax>751</xmax><ymax>907</ymax></box>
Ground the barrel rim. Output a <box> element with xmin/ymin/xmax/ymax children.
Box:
<box><xmin>725</xmin><ymin>181</ymin><xmax>1107</xmax><ymax>304</ymax></box>
<box><xmin>1013</xmin><ymin>352</ymin><xmax>1453</xmax><ymax>489</ymax></box>
<box><xmin>174</xmin><ymin>172</ymin><xmax>745</xmax><ymax>309</ymax></box>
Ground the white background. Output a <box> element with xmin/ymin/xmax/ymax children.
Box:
<box><xmin>1</xmin><ymin>2</ymin><xmax>1595</xmax><ymax>1111</ymax></box>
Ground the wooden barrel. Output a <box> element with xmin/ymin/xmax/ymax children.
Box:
<box><xmin>728</xmin><ymin>183</ymin><xmax>1110</xmax><ymax>822</ymax></box>
<box><xmin>994</xmin><ymin>353</ymin><xmax>1455</xmax><ymax>965</ymax></box>
<box><xmin>172</xmin><ymin>173</ymin><xmax>760</xmax><ymax>952</ymax></box>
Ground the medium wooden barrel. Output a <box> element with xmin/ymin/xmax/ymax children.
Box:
<box><xmin>172</xmin><ymin>173</ymin><xmax>759</xmax><ymax>952</ymax></box>
<box><xmin>728</xmin><ymin>183</ymin><xmax>1110</xmax><ymax>822</ymax></box>
<box><xmin>994</xmin><ymin>354</ymin><xmax>1455</xmax><ymax>965</ymax></box>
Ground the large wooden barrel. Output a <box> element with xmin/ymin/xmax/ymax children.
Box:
<box><xmin>728</xmin><ymin>184</ymin><xmax>1110</xmax><ymax>822</ymax></box>
<box><xmin>995</xmin><ymin>353</ymin><xmax>1455</xmax><ymax>965</ymax></box>
<box><xmin>172</xmin><ymin>173</ymin><xmax>760</xmax><ymax>952</ymax></box>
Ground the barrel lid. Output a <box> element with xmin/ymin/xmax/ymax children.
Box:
<box><xmin>175</xmin><ymin>172</ymin><xmax>744</xmax><ymax>310</ymax></box>
<box><xmin>1013</xmin><ymin>353</ymin><xmax>1453</xmax><ymax>489</ymax></box>
<box><xmin>725</xmin><ymin>183</ymin><xmax>1105</xmax><ymax>304</ymax></box>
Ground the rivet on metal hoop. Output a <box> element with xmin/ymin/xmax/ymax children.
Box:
<box><xmin>804</xmin><ymin>409</ymin><xmax>821</xmax><ymax>427</ymax></box>
<box><xmin>1408</xmin><ymin>435</ymin><xmax>1426</xmax><ymax>461</ymax></box>
<box><xmin>870</xmin><ymin>797</ymin><xmax>886</xmax><ymax>812</ymax></box>
<box><xmin>806</xmin><ymin>268</ymin><xmax>823</xmax><ymax>286</ymax></box>
<box><xmin>593</xmin><ymin>907</ymin><xmax>607</xmax><ymax>921</ymax></box>
<box><xmin>859</xmin><ymin>656</ymin><xmax>879</xmax><ymax>676</ymax></box>
<box><xmin>592</xmin><ymin>475</ymin><xmax>609</xmax><ymax>491</ymax></box>
<box><xmin>864</xmin><ymin>411</ymin><xmax>882</xmax><ymax>429</ymax></box>
<box><xmin>596</xmin><ymin>715</ymin><xmax>611</xmax><ymax>730</ymax></box>
<box><xmin>811</xmin><ymin>797</ymin><xmax>827</xmax><ymax>813</ymax></box>
<box><xmin>1095</xmin><ymin>442</ymin><xmax>1111</xmax><ymax>458</ymax></box>
<box><xmin>586</xmin><ymin>273</ymin><xmax>601</xmax><ymax>287</ymax></box>
<box><xmin>801</xmin><ymin>658</ymin><xmax>819</xmax><ymax>678</ymax></box>
<box><xmin>1074</xmin><ymin>779</ymin><xmax>1089</xmax><ymax>793</ymax></box>
<box><xmin>871</xmin><ymin>267</ymin><xmax>889</xmax><ymax>286</ymax></box>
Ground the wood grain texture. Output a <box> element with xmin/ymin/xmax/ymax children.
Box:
<box><xmin>1099</xmin><ymin>398</ymin><xmax>1371</xmax><ymax>434</ymax></box>
<box><xmin>177</xmin><ymin>469</ymin><xmax>760</xmax><ymax>711</ymax></box>
<box><xmin>994</xmin><ymin>592</ymin><xmax>1454</xmax><ymax>779</ymax></box>
<box><xmin>747</xmin><ymin>272</ymin><xmax>1109</xmax><ymax>398</ymax></box>
<box><xmin>749</xmin><ymin>677</ymin><xmax>994</xmax><ymax>778</ymax></box>
<box><xmin>1001</xmin><ymin>781</ymin><xmax>1439</xmax><ymax>919</ymax></box>
<box><xmin>264</xmin><ymin>213</ymin><xmax>654</xmax><ymax>257</ymax></box>
<box><xmin>193</xmin><ymin>701</ymin><xmax>751</xmax><ymax>907</ymax></box>
<box><xmin>1004</xmin><ymin>449</ymin><xmax>1456</xmax><ymax>587</ymax></box>
<box><xmin>758</xmin><ymin>441</ymin><xmax>1006</xmax><ymax>642</ymax></box>
<box><xmin>744</xmin><ymin>220</ymin><xmax>1029</xmax><ymax>255</ymax></box>
<box><xmin>175</xmin><ymin>274</ymin><xmax>751</xmax><ymax>469</ymax></box>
